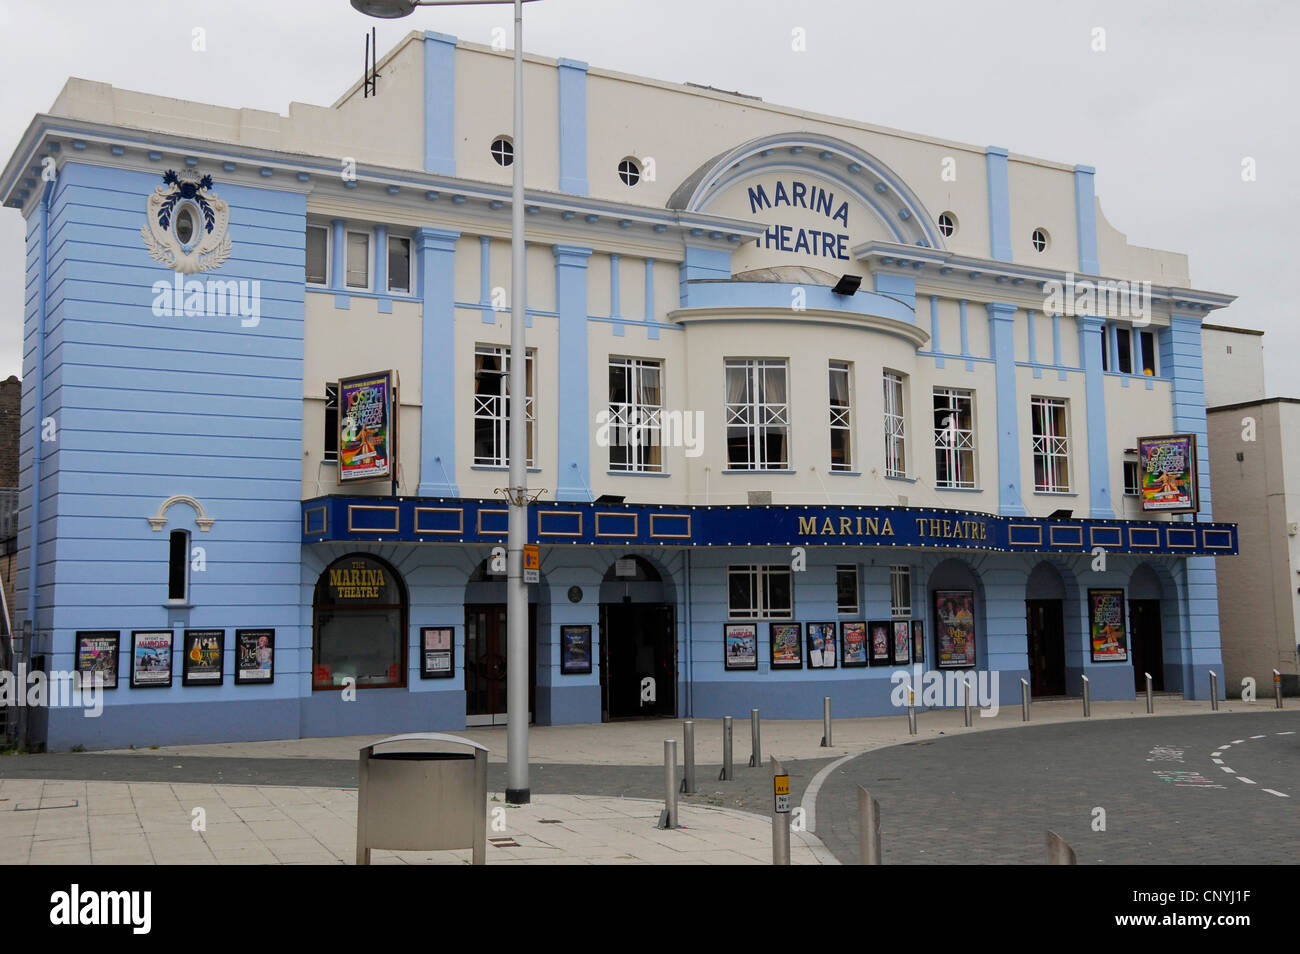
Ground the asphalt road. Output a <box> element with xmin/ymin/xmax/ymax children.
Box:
<box><xmin>814</xmin><ymin>710</ymin><xmax>1299</xmax><ymax>864</ymax></box>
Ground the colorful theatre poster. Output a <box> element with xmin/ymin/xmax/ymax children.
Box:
<box><xmin>338</xmin><ymin>371</ymin><xmax>394</xmax><ymax>483</ymax></box>
<box><xmin>182</xmin><ymin>629</ymin><xmax>224</xmax><ymax>686</ymax></box>
<box><xmin>893</xmin><ymin>621</ymin><xmax>912</xmax><ymax>666</ymax></box>
<box><xmin>770</xmin><ymin>623</ymin><xmax>803</xmax><ymax>668</ymax></box>
<box><xmin>911</xmin><ymin>620</ymin><xmax>926</xmax><ymax>665</ymax></box>
<box><xmin>560</xmin><ymin>625</ymin><xmax>592</xmax><ymax>675</ymax></box>
<box><xmin>868</xmin><ymin>621</ymin><xmax>891</xmax><ymax>665</ymax></box>
<box><xmin>235</xmin><ymin>629</ymin><xmax>275</xmax><ymax>684</ymax></box>
<box><xmin>1089</xmin><ymin>589</ymin><xmax>1129</xmax><ymax>662</ymax></box>
<box><xmin>130</xmin><ymin>630</ymin><xmax>173</xmax><ymax>688</ymax></box>
<box><xmin>934</xmin><ymin>590</ymin><xmax>976</xmax><ymax>669</ymax></box>
<box><xmin>1138</xmin><ymin>434</ymin><xmax>1198</xmax><ymax>514</ymax></box>
<box><xmin>724</xmin><ymin>623</ymin><xmax>758</xmax><ymax>671</ymax></box>
<box><xmin>806</xmin><ymin>622</ymin><xmax>837</xmax><ymax>670</ymax></box>
<box><xmin>841</xmin><ymin>621</ymin><xmax>867</xmax><ymax>667</ymax></box>
<box><xmin>75</xmin><ymin>631</ymin><xmax>120</xmax><ymax>689</ymax></box>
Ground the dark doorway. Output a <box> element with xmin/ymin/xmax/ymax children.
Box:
<box><xmin>600</xmin><ymin>602</ymin><xmax>676</xmax><ymax>719</ymax></box>
<box><xmin>464</xmin><ymin>603</ymin><xmax>536</xmax><ymax>725</ymax></box>
<box><xmin>1025</xmin><ymin>599</ymin><xmax>1066</xmax><ymax>697</ymax></box>
<box><xmin>1129</xmin><ymin>599</ymin><xmax>1163</xmax><ymax>691</ymax></box>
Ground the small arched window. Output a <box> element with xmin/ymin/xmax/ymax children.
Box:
<box><xmin>168</xmin><ymin>529</ymin><xmax>190</xmax><ymax>602</ymax></box>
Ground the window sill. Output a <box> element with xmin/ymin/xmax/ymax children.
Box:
<box><xmin>163</xmin><ymin>600</ymin><xmax>193</xmax><ymax>610</ymax></box>
<box><xmin>883</xmin><ymin>474</ymin><xmax>915</xmax><ymax>483</ymax></box>
<box><xmin>721</xmin><ymin>468</ymin><xmax>796</xmax><ymax>475</ymax></box>
<box><xmin>828</xmin><ymin>469</ymin><xmax>861</xmax><ymax>477</ymax></box>
<box><xmin>1032</xmin><ymin>491</ymin><xmax>1078</xmax><ymax>497</ymax></box>
<box><xmin>606</xmin><ymin>470</ymin><xmax>671</xmax><ymax>478</ymax></box>
<box><xmin>934</xmin><ymin>486</ymin><xmax>983</xmax><ymax>493</ymax></box>
<box><xmin>470</xmin><ymin>465</ymin><xmax>543</xmax><ymax>473</ymax></box>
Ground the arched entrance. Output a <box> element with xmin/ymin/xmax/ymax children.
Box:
<box><xmin>1025</xmin><ymin>563</ymin><xmax>1067</xmax><ymax>696</ymax></box>
<box><xmin>312</xmin><ymin>553</ymin><xmax>408</xmax><ymax>690</ymax></box>
<box><xmin>1129</xmin><ymin>564</ymin><xmax>1164</xmax><ymax>692</ymax></box>
<box><xmin>464</xmin><ymin>559</ymin><xmax>537</xmax><ymax>726</ymax></box>
<box><xmin>599</xmin><ymin>555</ymin><xmax>676</xmax><ymax>719</ymax></box>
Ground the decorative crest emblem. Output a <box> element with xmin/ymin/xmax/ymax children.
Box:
<box><xmin>141</xmin><ymin>169</ymin><xmax>231</xmax><ymax>274</ymax></box>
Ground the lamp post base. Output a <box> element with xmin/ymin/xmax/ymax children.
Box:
<box><xmin>505</xmin><ymin>788</ymin><xmax>531</xmax><ymax>805</ymax></box>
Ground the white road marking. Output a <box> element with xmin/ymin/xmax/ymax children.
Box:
<box><xmin>1211</xmin><ymin>751</ymin><xmax>1222</xmax><ymax>757</ymax></box>
<box><xmin>1212</xmin><ymin>758</ymin><xmax>1224</xmax><ymax>764</ymax></box>
<box><xmin>1262</xmin><ymin>789</ymin><xmax>1290</xmax><ymax>798</ymax></box>
<box><xmin>1278</xmin><ymin>731</ymin><xmax>1295</xmax><ymax>736</ymax></box>
<box><xmin>1251</xmin><ymin>734</ymin><xmax>1266</xmax><ymax>739</ymax></box>
<box><xmin>800</xmin><ymin>749</ymin><xmax>864</xmax><ymax>834</ymax></box>
<box><xmin>1237</xmin><ymin>777</ymin><xmax>1256</xmax><ymax>784</ymax></box>
<box><xmin>1231</xmin><ymin>739</ymin><xmax>1245</xmax><ymax>744</ymax></box>
<box><xmin>1220</xmin><ymin>766</ymin><xmax>1235</xmax><ymax>773</ymax></box>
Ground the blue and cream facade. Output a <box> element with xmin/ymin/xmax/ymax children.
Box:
<box><xmin>1</xmin><ymin>31</ymin><xmax>1237</xmax><ymax>748</ymax></box>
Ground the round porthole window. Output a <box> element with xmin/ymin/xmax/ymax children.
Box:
<box><xmin>1031</xmin><ymin>228</ymin><xmax>1049</xmax><ymax>252</ymax></box>
<box><xmin>618</xmin><ymin>157</ymin><xmax>641</xmax><ymax>186</ymax></box>
<box><xmin>938</xmin><ymin>211</ymin><xmax>957</xmax><ymax>237</ymax></box>
<box><xmin>490</xmin><ymin>136</ymin><xmax>514</xmax><ymax>167</ymax></box>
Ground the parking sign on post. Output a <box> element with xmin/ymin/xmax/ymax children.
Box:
<box><xmin>523</xmin><ymin>544</ymin><xmax>539</xmax><ymax>584</ymax></box>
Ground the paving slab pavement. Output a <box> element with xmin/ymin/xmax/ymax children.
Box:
<box><xmin>0</xmin><ymin>778</ymin><xmax>832</xmax><ymax>865</ymax></box>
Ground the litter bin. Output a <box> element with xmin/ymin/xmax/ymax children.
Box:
<box><xmin>356</xmin><ymin>733</ymin><xmax>489</xmax><ymax>865</ymax></box>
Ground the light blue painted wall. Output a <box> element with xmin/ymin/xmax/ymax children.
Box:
<box><xmin>985</xmin><ymin>146</ymin><xmax>1012</xmax><ymax>262</ymax></box>
<box><xmin>415</xmin><ymin>226</ymin><xmax>460</xmax><ymax>496</ymax></box>
<box><xmin>986</xmin><ymin>302</ymin><xmax>1025</xmax><ymax>516</ymax></box>
<box><xmin>556</xmin><ymin>58</ymin><xmax>589</xmax><ymax>195</ymax></box>
<box><xmin>1074</xmin><ymin>165</ymin><xmax>1099</xmax><ymax>274</ymax></box>
<box><xmin>423</xmin><ymin>31</ymin><xmax>457</xmax><ymax>176</ymax></box>
<box><xmin>24</xmin><ymin>161</ymin><xmax>306</xmax><ymax>745</ymax></box>
<box><xmin>554</xmin><ymin>245</ymin><xmax>593</xmax><ymax>501</ymax></box>
<box><xmin>1078</xmin><ymin>314</ymin><xmax>1115</xmax><ymax>518</ymax></box>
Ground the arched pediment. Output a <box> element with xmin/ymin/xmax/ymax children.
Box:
<box><xmin>669</xmin><ymin>132</ymin><xmax>945</xmax><ymax>255</ymax></box>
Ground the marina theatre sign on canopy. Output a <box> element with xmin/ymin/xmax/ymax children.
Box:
<box><xmin>747</xmin><ymin>179</ymin><xmax>852</xmax><ymax>261</ymax></box>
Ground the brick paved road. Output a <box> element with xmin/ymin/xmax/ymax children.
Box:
<box><xmin>815</xmin><ymin>710</ymin><xmax>1299</xmax><ymax>864</ymax></box>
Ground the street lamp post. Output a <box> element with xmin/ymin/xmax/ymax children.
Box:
<box><xmin>352</xmin><ymin>0</ymin><xmax>541</xmax><ymax>805</ymax></box>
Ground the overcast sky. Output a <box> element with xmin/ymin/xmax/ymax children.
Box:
<box><xmin>1</xmin><ymin>0</ymin><xmax>1294</xmax><ymax>393</ymax></box>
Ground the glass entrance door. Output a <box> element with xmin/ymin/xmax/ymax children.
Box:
<box><xmin>465</xmin><ymin>603</ymin><xmax>536</xmax><ymax>726</ymax></box>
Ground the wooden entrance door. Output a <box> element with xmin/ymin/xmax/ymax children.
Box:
<box><xmin>1129</xmin><ymin>600</ymin><xmax>1163</xmax><ymax>692</ymax></box>
<box><xmin>1026</xmin><ymin>599</ymin><xmax>1066</xmax><ymax>696</ymax></box>
<box><xmin>465</xmin><ymin>603</ymin><xmax>536</xmax><ymax>725</ymax></box>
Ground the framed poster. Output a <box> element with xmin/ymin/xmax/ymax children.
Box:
<box><xmin>934</xmin><ymin>590</ymin><xmax>977</xmax><ymax>669</ymax></box>
<box><xmin>234</xmin><ymin>628</ymin><xmax>275</xmax><ymax>684</ymax></box>
<box><xmin>868</xmin><ymin>621</ymin><xmax>892</xmax><ymax>665</ymax></box>
<box><xmin>892</xmin><ymin>621</ymin><xmax>912</xmax><ymax>666</ymax></box>
<box><xmin>1137</xmin><ymin>434</ymin><xmax>1198</xmax><ymax>514</ymax></box>
<box><xmin>130</xmin><ymin>630</ymin><xmax>173</xmax><ymax>688</ymax></box>
<box><xmin>806</xmin><ymin>622</ymin><xmax>837</xmax><ymax>670</ymax></box>
<box><xmin>420</xmin><ymin>626</ymin><xmax>455</xmax><ymax>679</ymax></box>
<box><xmin>338</xmin><ymin>370</ymin><xmax>395</xmax><ymax>483</ymax></box>
<box><xmin>724</xmin><ymin>623</ymin><xmax>758</xmax><ymax>671</ymax></box>
<box><xmin>911</xmin><ymin>620</ymin><xmax>925</xmax><ymax>665</ymax></box>
<box><xmin>769</xmin><ymin>622</ymin><xmax>803</xmax><ymax>669</ymax></box>
<box><xmin>181</xmin><ymin>629</ymin><xmax>224</xmax><ymax>687</ymax></box>
<box><xmin>560</xmin><ymin>625</ymin><xmax>593</xmax><ymax>675</ymax></box>
<box><xmin>840</xmin><ymin>621</ymin><xmax>868</xmax><ymax>667</ymax></box>
<box><xmin>75</xmin><ymin>631</ymin><xmax>120</xmax><ymax>690</ymax></box>
<box><xmin>1088</xmin><ymin>589</ymin><xmax>1129</xmax><ymax>662</ymax></box>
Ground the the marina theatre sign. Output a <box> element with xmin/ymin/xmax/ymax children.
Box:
<box><xmin>746</xmin><ymin>179</ymin><xmax>852</xmax><ymax>261</ymax></box>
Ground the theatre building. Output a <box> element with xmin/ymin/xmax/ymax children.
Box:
<box><xmin>2</xmin><ymin>31</ymin><xmax>1238</xmax><ymax>748</ymax></box>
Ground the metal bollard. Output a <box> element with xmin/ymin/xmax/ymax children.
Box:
<box><xmin>1275</xmin><ymin>669</ymin><xmax>1284</xmax><ymax>709</ymax></box>
<box><xmin>748</xmin><ymin>708</ymin><xmax>762</xmax><ymax>767</ymax></box>
<box><xmin>1210</xmin><ymin>670</ymin><xmax>1219</xmax><ymax>711</ymax></box>
<box><xmin>659</xmin><ymin>738</ymin><xmax>678</xmax><ymax>829</ymax></box>
<box><xmin>771</xmin><ymin>756</ymin><xmax>791</xmax><ymax>865</ymax></box>
<box><xmin>681</xmin><ymin>720</ymin><xmax>696</xmax><ymax>794</ymax></box>
<box><xmin>1046</xmin><ymin>830</ymin><xmax>1077</xmax><ymax>865</ymax></box>
<box><xmin>1081</xmin><ymin>674</ymin><xmax>1091</xmax><ymax>718</ymax></box>
<box><xmin>719</xmin><ymin>715</ymin><xmax>734</xmax><ymax>781</ymax></box>
<box><xmin>821</xmin><ymin>696</ymin><xmax>833</xmax><ymax>747</ymax></box>
<box><xmin>1021</xmin><ymin>678</ymin><xmax>1030</xmax><ymax>722</ymax></box>
<box><xmin>907</xmin><ymin>686</ymin><xmax>917</xmax><ymax>736</ymax></box>
<box><xmin>963</xmin><ymin>672</ymin><xmax>973</xmax><ymax>727</ymax></box>
<box><xmin>857</xmin><ymin>785</ymin><xmax>881</xmax><ymax>865</ymax></box>
<box><xmin>1145</xmin><ymin>672</ymin><xmax>1154</xmax><ymax>713</ymax></box>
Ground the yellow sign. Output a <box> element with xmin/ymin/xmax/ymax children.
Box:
<box><xmin>523</xmin><ymin>544</ymin><xmax>539</xmax><ymax>583</ymax></box>
<box><xmin>774</xmin><ymin>774</ymin><xmax>790</xmax><ymax>813</ymax></box>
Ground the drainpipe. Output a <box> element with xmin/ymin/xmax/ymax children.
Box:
<box><xmin>684</xmin><ymin>548</ymin><xmax>693</xmax><ymax>717</ymax></box>
<box><xmin>27</xmin><ymin>177</ymin><xmax>54</xmax><ymax>636</ymax></box>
